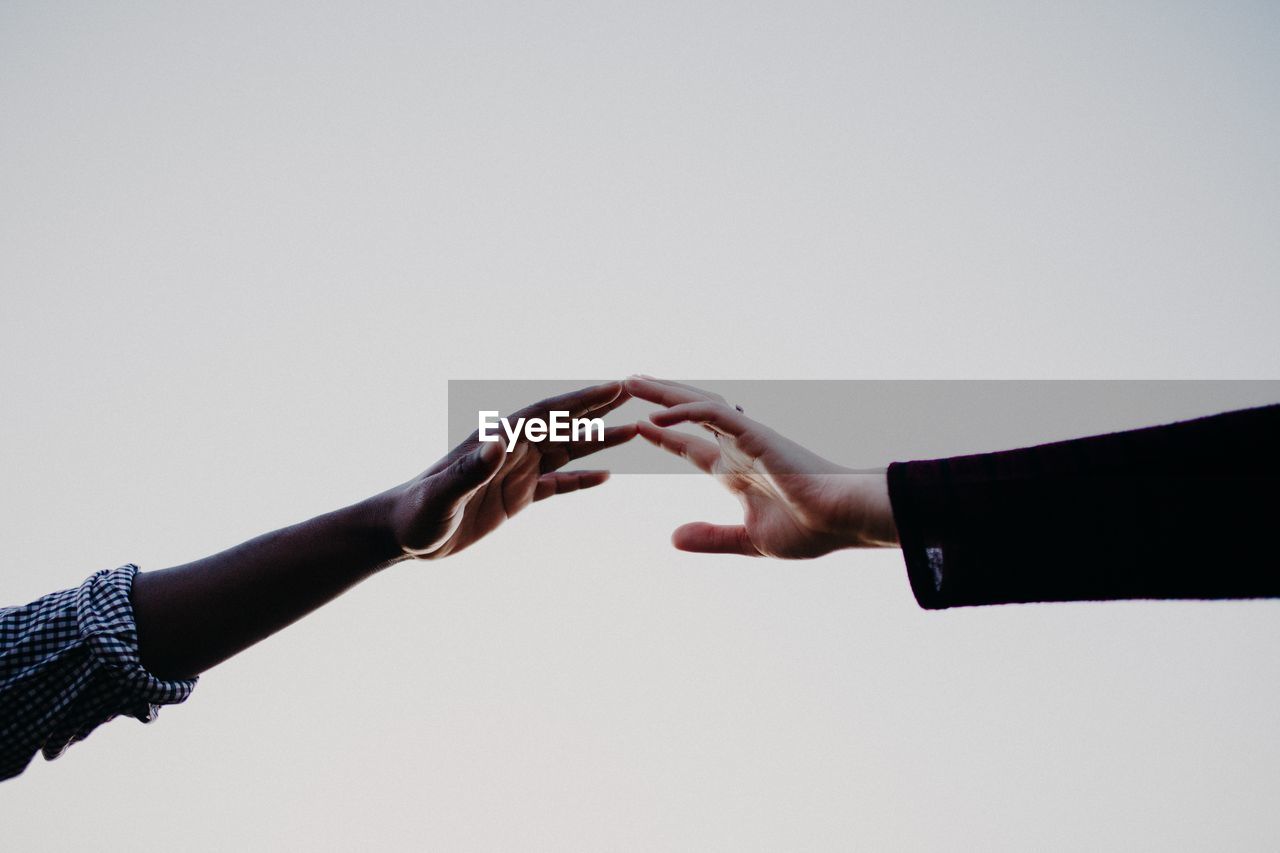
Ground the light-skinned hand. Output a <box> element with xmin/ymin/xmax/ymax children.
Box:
<box><xmin>626</xmin><ymin>376</ymin><xmax>898</xmax><ymax>558</ymax></box>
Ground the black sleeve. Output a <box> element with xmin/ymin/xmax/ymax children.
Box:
<box><xmin>886</xmin><ymin>403</ymin><xmax>1280</xmax><ymax>609</ymax></box>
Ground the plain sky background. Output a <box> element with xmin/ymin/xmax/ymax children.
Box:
<box><xmin>2</xmin><ymin>1</ymin><xmax>1279</xmax><ymax>850</ymax></box>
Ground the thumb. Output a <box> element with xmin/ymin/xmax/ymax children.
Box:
<box><xmin>672</xmin><ymin>522</ymin><xmax>761</xmax><ymax>556</ymax></box>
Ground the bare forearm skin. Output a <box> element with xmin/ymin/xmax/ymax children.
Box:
<box><xmin>845</xmin><ymin>470</ymin><xmax>900</xmax><ymax>549</ymax></box>
<box><xmin>131</xmin><ymin>492</ymin><xmax>405</xmax><ymax>681</ymax></box>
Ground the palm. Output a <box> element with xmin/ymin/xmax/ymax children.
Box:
<box><xmin>628</xmin><ymin>377</ymin><xmax>894</xmax><ymax>557</ymax></box>
<box><xmin>709</xmin><ymin>425</ymin><xmax>859</xmax><ymax>557</ymax></box>
<box><xmin>736</xmin><ymin>482</ymin><xmax>853</xmax><ymax>560</ymax></box>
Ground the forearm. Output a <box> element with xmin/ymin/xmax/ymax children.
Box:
<box><xmin>131</xmin><ymin>493</ymin><xmax>407</xmax><ymax>680</ymax></box>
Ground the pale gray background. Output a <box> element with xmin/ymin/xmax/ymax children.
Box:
<box><xmin>2</xmin><ymin>2</ymin><xmax>1279</xmax><ymax>850</ymax></box>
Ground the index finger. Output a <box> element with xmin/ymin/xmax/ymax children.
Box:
<box><xmin>641</xmin><ymin>377</ymin><xmax>727</xmax><ymax>404</ymax></box>
<box><xmin>623</xmin><ymin>376</ymin><xmax>720</xmax><ymax>408</ymax></box>
<box><xmin>517</xmin><ymin>380</ymin><xmax>629</xmax><ymax>421</ymax></box>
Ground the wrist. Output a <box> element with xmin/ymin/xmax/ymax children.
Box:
<box><xmin>835</xmin><ymin>469</ymin><xmax>900</xmax><ymax>549</ymax></box>
<box><xmin>341</xmin><ymin>491</ymin><xmax>413</xmax><ymax>569</ymax></box>
<box><xmin>862</xmin><ymin>470</ymin><xmax>900</xmax><ymax>547</ymax></box>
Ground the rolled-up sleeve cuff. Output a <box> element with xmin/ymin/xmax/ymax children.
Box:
<box><xmin>76</xmin><ymin>564</ymin><xmax>197</xmax><ymax>715</ymax></box>
<box><xmin>38</xmin><ymin>565</ymin><xmax>197</xmax><ymax>762</ymax></box>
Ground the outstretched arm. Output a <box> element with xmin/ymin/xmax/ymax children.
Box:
<box><xmin>627</xmin><ymin>376</ymin><xmax>1280</xmax><ymax>609</ymax></box>
<box><xmin>1</xmin><ymin>381</ymin><xmax>635</xmax><ymax>780</ymax></box>
<box><xmin>132</xmin><ymin>380</ymin><xmax>636</xmax><ymax>679</ymax></box>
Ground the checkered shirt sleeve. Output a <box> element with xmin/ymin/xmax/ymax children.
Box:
<box><xmin>0</xmin><ymin>564</ymin><xmax>197</xmax><ymax>781</ymax></box>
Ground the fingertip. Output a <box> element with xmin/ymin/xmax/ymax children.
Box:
<box><xmin>637</xmin><ymin>421</ymin><xmax>669</xmax><ymax>445</ymax></box>
<box><xmin>478</xmin><ymin>439</ymin><xmax>504</xmax><ymax>464</ymax></box>
<box><xmin>649</xmin><ymin>410</ymin><xmax>678</xmax><ymax>427</ymax></box>
<box><xmin>584</xmin><ymin>379</ymin><xmax>630</xmax><ymax>414</ymax></box>
<box><xmin>671</xmin><ymin>523</ymin><xmax>698</xmax><ymax>551</ymax></box>
<box><xmin>670</xmin><ymin>528</ymin><xmax>713</xmax><ymax>553</ymax></box>
<box><xmin>625</xmin><ymin>374</ymin><xmax>661</xmax><ymax>393</ymax></box>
